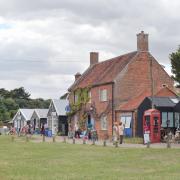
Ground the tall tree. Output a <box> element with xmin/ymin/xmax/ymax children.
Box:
<box><xmin>170</xmin><ymin>46</ymin><xmax>180</xmax><ymax>87</ymax></box>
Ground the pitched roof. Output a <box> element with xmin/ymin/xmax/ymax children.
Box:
<box><xmin>69</xmin><ymin>51</ymin><xmax>138</xmax><ymax>90</ymax></box>
<box><xmin>118</xmin><ymin>86</ymin><xmax>178</xmax><ymax>111</ymax></box>
<box><xmin>147</xmin><ymin>97</ymin><xmax>180</xmax><ymax>107</ymax></box>
<box><xmin>52</xmin><ymin>99</ymin><xmax>69</xmax><ymax>116</ymax></box>
<box><xmin>34</xmin><ymin>109</ymin><xmax>48</xmax><ymax>119</ymax></box>
<box><xmin>119</xmin><ymin>90</ymin><xmax>151</xmax><ymax>111</ymax></box>
<box><xmin>13</xmin><ymin>109</ymin><xmax>34</xmax><ymax>121</ymax></box>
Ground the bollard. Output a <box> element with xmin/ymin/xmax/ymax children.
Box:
<box><xmin>115</xmin><ymin>141</ymin><xmax>118</xmax><ymax>148</ymax></box>
<box><xmin>11</xmin><ymin>136</ymin><xmax>15</xmax><ymax>142</ymax></box>
<box><xmin>83</xmin><ymin>138</ymin><xmax>86</xmax><ymax>144</ymax></box>
<box><xmin>167</xmin><ymin>134</ymin><xmax>171</xmax><ymax>148</ymax></box>
<box><xmin>53</xmin><ymin>136</ymin><xmax>56</xmax><ymax>143</ymax></box>
<box><xmin>73</xmin><ymin>138</ymin><xmax>75</xmax><ymax>144</ymax></box>
<box><xmin>63</xmin><ymin>136</ymin><xmax>66</xmax><ymax>143</ymax></box>
<box><xmin>103</xmin><ymin>140</ymin><xmax>106</xmax><ymax>147</ymax></box>
<box><xmin>43</xmin><ymin>135</ymin><xmax>45</xmax><ymax>142</ymax></box>
<box><xmin>92</xmin><ymin>139</ymin><xmax>95</xmax><ymax>145</ymax></box>
<box><xmin>146</xmin><ymin>141</ymin><xmax>150</xmax><ymax>148</ymax></box>
<box><xmin>167</xmin><ymin>139</ymin><xmax>171</xmax><ymax>148</ymax></box>
<box><xmin>26</xmin><ymin>135</ymin><xmax>29</xmax><ymax>142</ymax></box>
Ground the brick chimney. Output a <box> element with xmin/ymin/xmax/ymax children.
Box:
<box><xmin>90</xmin><ymin>52</ymin><xmax>99</xmax><ymax>66</ymax></box>
<box><xmin>137</xmin><ymin>31</ymin><xmax>149</xmax><ymax>51</ymax></box>
<box><xmin>75</xmin><ymin>72</ymin><xmax>81</xmax><ymax>81</ymax></box>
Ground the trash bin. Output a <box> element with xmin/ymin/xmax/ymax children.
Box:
<box><xmin>48</xmin><ymin>130</ymin><xmax>52</xmax><ymax>137</ymax></box>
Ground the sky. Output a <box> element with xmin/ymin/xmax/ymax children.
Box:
<box><xmin>0</xmin><ymin>0</ymin><xmax>180</xmax><ymax>99</ymax></box>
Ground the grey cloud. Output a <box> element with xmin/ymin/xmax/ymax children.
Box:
<box><xmin>0</xmin><ymin>0</ymin><xmax>180</xmax><ymax>98</ymax></box>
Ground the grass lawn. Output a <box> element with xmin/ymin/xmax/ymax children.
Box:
<box><xmin>0</xmin><ymin>136</ymin><xmax>180</xmax><ymax>180</ymax></box>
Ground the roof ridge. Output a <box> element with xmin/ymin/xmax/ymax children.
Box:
<box><xmin>69</xmin><ymin>51</ymin><xmax>137</xmax><ymax>90</ymax></box>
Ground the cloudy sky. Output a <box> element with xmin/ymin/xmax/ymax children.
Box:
<box><xmin>0</xmin><ymin>0</ymin><xmax>179</xmax><ymax>99</ymax></box>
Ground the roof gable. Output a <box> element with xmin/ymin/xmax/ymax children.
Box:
<box><xmin>49</xmin><ymin>99</ymin><xmax>69</xmax><ymax>116</ymax></box>
<box><xmin>13</xmin><ymin>109</ymin><xmax>34</xmax><ymax>121</ymax></box>
<box><xmin>34</xmin><ymin>109</ymin><xmax>48</xmax><ymax>119</ymax></box>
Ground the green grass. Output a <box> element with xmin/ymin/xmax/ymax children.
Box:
<box><xmin>0</xmin><ymin>136</ymin><xmax>180</xmax><ymax>180</ymax></box>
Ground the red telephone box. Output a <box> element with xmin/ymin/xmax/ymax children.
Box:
<box><xmin>143</xmin><ymin>109</ymin><xmax>161</xmax><ymax>143</ymax></box>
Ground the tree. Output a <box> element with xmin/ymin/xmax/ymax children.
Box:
<box><xmin>10</xmin><ymin>87</ymin><xmax>30</xmax><ymax>99</ymax></box>
<box><xmin>170</xmin><ymin>46</ymin><xmax>180</xmax><ymax>87</ymax></box>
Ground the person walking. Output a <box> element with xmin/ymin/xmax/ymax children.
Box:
<box><xmin>118</xmin><ymin>121</ymin><xmax>124</xmax><ymax>144</ymax></box>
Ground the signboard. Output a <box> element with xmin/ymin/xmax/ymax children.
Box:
<box><xmin>144</xmin><ymin>133</ymin><xmax>150</xmax><ymax>144</ymax></box>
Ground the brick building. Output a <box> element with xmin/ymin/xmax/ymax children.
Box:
<box><xmin>68</xmin><ymin>31</ymin><xmax>176</xmax><ymax>139</ymax></box>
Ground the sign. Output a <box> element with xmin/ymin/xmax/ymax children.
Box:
<box><xmin>65</xmin><ymin>105</ymin><xmax>71</xmax><ymax>113</ymax></box>
<box><xmin>144</xmin><ymin>133</ymin><xmax>150</xmax><ymax>144</ymax></box>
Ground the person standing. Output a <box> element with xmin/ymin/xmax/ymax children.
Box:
<box><xmin>113</xmin><ymin>122</ymin><xmax>119</xmax><ymax>143</ymax></box>
<box><xmin>118</xmin><ymin>121</ymin><xmax>124</xmax><ymax>144</ymax></box>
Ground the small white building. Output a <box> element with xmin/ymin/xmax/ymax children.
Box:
<box><xmin>13</xmin><ymin>109</ymin><xmax>34</xmax><ymax>130</ymax></box>
<box><xmin>47</xmin><ymin>99</ymin><xmax>69</xmax><ymax>135</ymax></box>
<box><xmin>30</xmin><ymin>109</ymin><xmax>49</xmax><ymax>131</ymax></box>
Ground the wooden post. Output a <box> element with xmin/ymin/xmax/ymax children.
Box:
<box><xmin>73</xmin><ymin>138</ymin><xmax>75</xmax><ymax>144</ymax></box>
<box><xmin>53</xmin><ymin>136</ymin><xmax>56</xmax><ymax>143</ymax></box>
<box><xmin>43</xmin><ymin>135</ymin><xmax>45</xmax><ymax>142</ymax></box>
<box><xmin>103</xmin><ymin>140</ymin><xmax>106</xmax><ymax>147</ymax></box>
<box><xmin>167</xmin><ymin>135</ymin><xmax>171</xmax><ymax>148</ymax></box>
<box><xmin>63</xmin><ymin>136</ymin><xmax>66</xmax><ymax>143</ymax></box>
<box><xmin>115</xmin><ymin>141</ymin><xmax>118</xmax><ymax>148</ymax></box>
<box><xmin>146</xmin><ymin>142</ymin><xmax>150</xmax><ymax>148</ymax></box>
<box><xmin>92</xmin><ymin>139</ymin><xmax>95</xmax><ymax>145</ymax></box>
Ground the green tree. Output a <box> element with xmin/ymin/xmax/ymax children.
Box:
<box><xmin>170</xmin><ymin>46</ymin><xmax>180</xmax><ymax>87</ymax></box>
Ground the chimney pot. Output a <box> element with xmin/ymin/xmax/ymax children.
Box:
<box><xmin>75</xmin><ymin>72</ymin><xmax>81</xmax><ymax>81</ymax></box>
<box><xmin>90</xmin><ymin>52</ymin><xmax>99</xmax><ymax>66</ymax></box>
<box><xmin>137</xmin><ymin>31</ymin><xmax>149</xmax><ymax>51</ymax></box>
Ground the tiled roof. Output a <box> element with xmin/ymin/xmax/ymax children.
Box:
<box><xmin>119</xmin><ymin>90</ymin><xmax>151</xmax><ymax>111</ymax></box>
<box><xmin>69</xmin><ymin>51</ymin><xmax>137</xmax><ymax>90</ymax></box>
<box><xmin>119</xmin><ymin>87</ymin><xmax>178</xmax><ymax>111</ymax></box>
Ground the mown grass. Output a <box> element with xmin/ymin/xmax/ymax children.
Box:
<box><xmin>0</xmin><ymin>136</ymin><xmax>180</xmax><ymax>180</ymax></box>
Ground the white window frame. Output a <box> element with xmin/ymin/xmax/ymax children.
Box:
<box><xmin>101</xmin><ymin>115</ymin><xmax>108</xmax><ymax>130</ymax></box>
<box><xmin>99</xmin><ymin>89</ymin><xmax>107</xmax><ymax>102</ymax></box>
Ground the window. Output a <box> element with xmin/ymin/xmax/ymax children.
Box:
<box><xmin>101</xmin><ymin>115</ymin><xmax>108</xmax><ymax>130</ymax></box>
<box><xmin>99</xmin><ymin>89</ymin><xmax>107</xmax><ymax>102</ymax></box>
<box><xmin>161</xmin><ymin>112</ymin><xmax>174</xmax><ymax>127</ymax></box>
<box><xmin>175</xmin><ymin>112</ymin><xmax>180</xmax><ymax>128</ymax></box>
<box><xmin>120</xmin><ymin>116</ymin><xmax>132</xmax><ymax>128</ymax></box>
<box><xmin>162</xmin><ymin>112</ymin><xmax>167</xmax><ymax>127</ymax></box>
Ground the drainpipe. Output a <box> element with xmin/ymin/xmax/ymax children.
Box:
<box><xmin>112</xmin><ymin>83</ymin><xmax>114</xmax><ymax>137</ymax></box>
<box><xmin>150</xmin><ymin>55</ymin><xmax>154</xmax><ymax>109</ymax></box>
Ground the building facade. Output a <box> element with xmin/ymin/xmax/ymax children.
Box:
<box><xmin>68</xmin><ymin>31</ymin><xmax>176</xmax><ymax>139</ymax></box>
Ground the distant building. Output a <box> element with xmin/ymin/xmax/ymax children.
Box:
<box><xmin>47</xmin><ymin>99</ymin><xmax>69</xmax><ymax>135</ymax></box>
<box><xmin>30</xmin><ymin>109</ymin><xmax>49</xmax><ymax>130</ymax></box>
<box><xmin>13</xmin><ymin>109</ymin><xmax>34</xmax><ymax>130</ymax></box>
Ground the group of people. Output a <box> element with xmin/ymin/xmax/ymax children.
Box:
<box><xmin>113</xmin><ymin>121</ymin><xmax>125</xmax><ymax>144</ymax></box>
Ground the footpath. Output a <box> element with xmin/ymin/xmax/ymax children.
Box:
<box><xmin>29</xmin><ymin>135</ymin><xmax>180</xmax><ymax>149</ymax></box>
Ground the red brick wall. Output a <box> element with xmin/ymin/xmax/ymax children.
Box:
<box><xmin>114</xmin><ymin>52</ymin><xmax>174</xmax><ymax>108</ymax></box>
<box><xmin>91</xmin><ymin>84</ymin><xmax>113</xmax><ymax>139</ymax></box>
